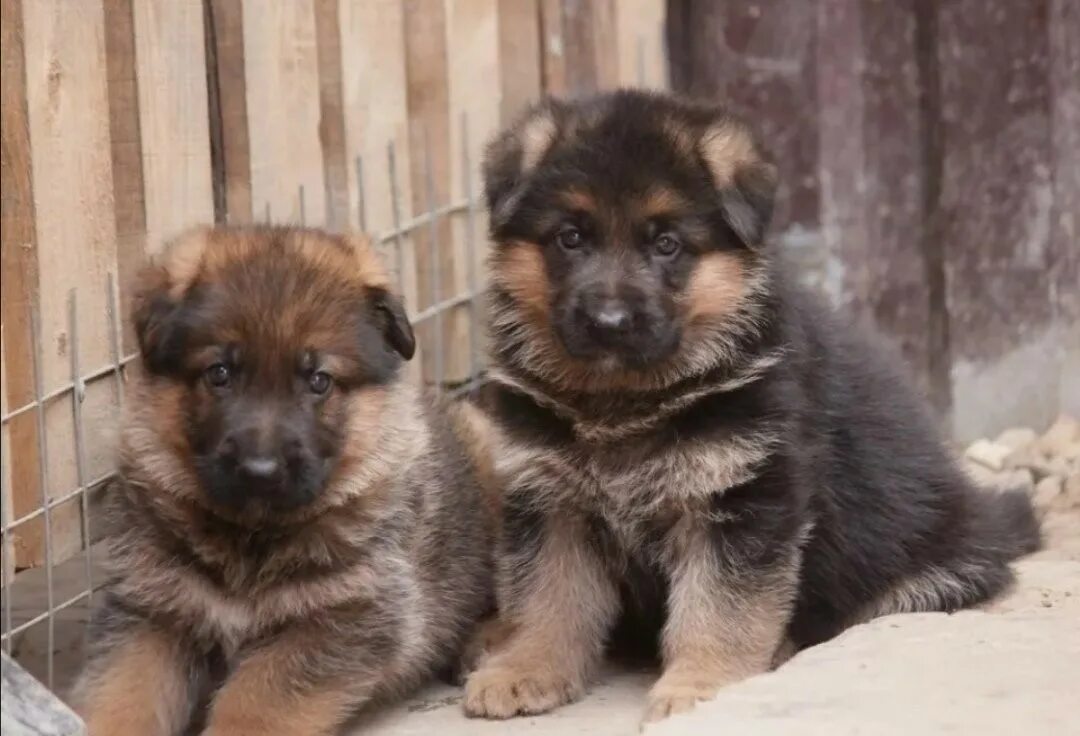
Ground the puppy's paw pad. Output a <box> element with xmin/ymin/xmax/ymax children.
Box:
<box><xmin>463</xmin><ymin>666</ymin><xmax>581</xmax><ymax>719</ymax></box>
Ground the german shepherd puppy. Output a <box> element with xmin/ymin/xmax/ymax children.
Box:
<box><xmin>70</xmin><ymin>226</ymin><xmax>493</xmax><ymax>736</ymax></box>
<box><xmin>463</xmin><ymin>90</ymin><xmax>1040</xmax><ymax>724</ymax></box>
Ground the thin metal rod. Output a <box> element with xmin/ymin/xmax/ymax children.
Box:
<box><xmin>387</xmin><ymin>142</ymin><xmax>406</xmax><ymax>296</ymax></box>
<box><xmin>461</xmin><ymin>112</ymin><xmax>480</xmax><ymax>385</ymax></box>
<box><xmin>28</xmin><ymin>304</ymin><xmax>56</xmax><ymax>689</ymax></box>
<box><xmin>355</xmin><ymin>155</ymin><xmax>367</xmax><ymax>233</ymax></box>
<box><xmin>299</xmin><ymin>184</ymin><xmax>306</xmax><ymax>226</ymax></box>
<box><xmin>67</xmin><ymin>290</ymin><xmax>94</xmax><ymax>602</ymax></box>
<box><xmin>637</xmin><ymin>34</ymin><xmax>646</xmax><ymax>86</ymax></box>
<box><xmin>1</xmin><ymin>354</ymin><xmax>138</xmax><ymax>425</ymax></box>
<box><xmin>106</xmin><ymin>272</ymin><xmax>126</xmax><ymax>411</ymax></box>
<box><xmin>0</xmin><ymin>589</ymin><xmax>92</xmax><ymax>644</ymax></box>
<box><xmin>410</xmin><ymin>290</ymin><xmax>479</xmax><ymax>326</ymax></box>
<box><xmin>423</xmin><ymin>127</ymin><xmax>445</xmax><ymax>391</ymax></box>
<box><xmin>446</xmin><ymin>372</ymin><xmax>489</xmax><ymax>399</ymax></box>
<box><xmin>375</xmin><ymin>201</ymin><xmax>469</xmax><ymax>247</ymax></box>
<box><xmin>4</xmin><ymin>470</ymin><xmax>115</xmax><ymax>529</ymax></box>
<box><xmin>1</xmin><ymin>325</ymin><xmax>13</xmax><ymax>654</ymax></box>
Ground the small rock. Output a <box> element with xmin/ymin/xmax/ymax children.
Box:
<box><xmin>996</xmin><ymin>427</ymin><xmax>1038</xmax><ymax>452</ymax></box>
<box><xmin>1001</xmin><ymin>468</ymin><xmax>1035</xmax><ymax>495</ymax></box>
<box><xmin>1005</xmin><ymin>448</ymin><xmax>1072</xmax><ymax>480</ymax></box>
<box><xmin>1056</xmin><ymin>442</ymin><xmax>1080</xmax><ymax>463</ymax></box>
<box><xmin>1033</xmin><ymin>476</ymin><xmax>1063</xmax><ymax>517</ymax></box>
<box><xmin>1035</xmin><ymin>414</ymin><xmax>1080</xmax><ymax>458</ymax></box>
<box><xmin>1062</xmin><ymin>474</ymin><xmax>1080</xmax><ymax>511</ymax></box>
<box><xmin>969</xmin><ymin>466</ymin><xmax>1034</xmax><ymax>495</ymax></box>
<box><xmin>965</xmin><ymin>439</ymin><xmax>1013</xmax><ymax>471</ymax></box>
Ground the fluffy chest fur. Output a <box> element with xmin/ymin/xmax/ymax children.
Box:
<box><xmin>104</xmin><ymin>479</ymin><xmax>412</xmax><ymax>654</ymax></box>
<box><xmin>492</xmin><ymin>384</ymin><xmax>782</xmax><ymax>545</ymax></box>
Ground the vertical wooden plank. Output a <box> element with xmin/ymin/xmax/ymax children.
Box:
<box><xmin>132</xmin><ymin>0</ymin><xmax>214</xmax><ymax>253</ymax></box>
<box><xmin>313</xmin><ymin>0</ymin><xmax>349</xmax><ymax>231</ymax></box>
<box><xmin>205</xmin><ymin>0</ymin><xmax>252</xmax><ymax>224</ymax></box>
<box><xmin>242</xmin><ymin>0</ymin><xmax>325</xmax><ymax>225</ymax></box>
<box><xmin>338</xmin><ymin>0</ymin><xmax>420</xmax><ymax>367</ymax></box>
<box><xmin>23</xmin><ymin>0</ymin><xmax>119</xmax><ymax>564</ymax></box>
<box><xmin>404</xmin><ymin>0</ymin><xmax>470</xmax><ymax>385</ymax></box>
<box><xmin>497</xmin><ymin>0</ymin><xmax>542</xmax><ymax>122</ymax></box>
<box><xmin>539</xmin><ymin>0</ymin><xmax>567</xmax><ymax>94</ymax></box>
<box><xmin>615</xmin><ymin>0</ymin><xmax>667</xmax><ymax>88</ymax></box>
<box><xmin>0</xmin><ymin>0</ymin><xmax>43</xmax><ymax>568</ymax></box>
<box><xmin>588</xmin><ymin>0</ymin><xmax>619</xmax><ymax>89</ymax></box>
<box><xmin>447</xmin><ymin>0</ymin><xmax>501</xmax><ymax>378</ymax></box>
<box><xmin>558</xmin><ymin>0</ymin><xmax>618</xmax><ymax>95</ymax></box>
<box><xmin>103</xmin><ymin>0</ymin><xmax>146</xmax><ymax>354</ymax></box>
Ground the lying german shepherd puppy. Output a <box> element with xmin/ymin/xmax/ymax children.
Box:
<box><xmin>72</xmin><ymin>226</ymin><xmax>493</xmax><ymax>736</ymax></box>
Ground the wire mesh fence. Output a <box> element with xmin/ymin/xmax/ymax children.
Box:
<box><xmin>0</xmin><ymin>118</ymin><xmax>488</xmax><ymax>694</ymax></box>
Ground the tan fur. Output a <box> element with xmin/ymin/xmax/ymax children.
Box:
<box><xmin>447</xmin><ymin>399</ymin><xmax>503</xmax><ymax>530</ymax></box>
<box><xmin>682</xmin><ymin>251</ymin><xmax>749</xmax><ymax>323</ymax></box>
<box><xmin>644</xmin><ymin>522</ymin><xmax>799</xmax><ymax>723</ymax></box>
<box><xmin>698</xmin><ymin>121</ymin><xmax>756</xmax><ymax>187</ymax></box>
<box><xmin>489</xmin><ymin>240</ymin><xmax>551</xmax><ymax>319</ymax></box>
<box><xmin>464</xmin><ymin>515</ymin><xmax>619</xmax><ymax>719</ymax></box>
<box><xmin>161</xmin><ymin>225</ymin><xmax>214</xmax><ymax>298</ymax></box>
<box><xmin>519</xmin><ymin>112</ymin><xmax>559</xmax><ymax>173</ymax></box>
<box><xmin>458</xmin><ymin>614</ymin><xmax>517</xmax><ymax>674</ymax></box>
<box><xmin>73</xmin><ymin>628</ymin><xmax>190</xmax><ymax>736</ymax></box>
<box><xmin>663</xmin><ymin>115</ymin><xmax>698</xmax><ymax>156</ymax></box>
<box><xmin>639</xmin><ymin>186</ymin><xmax>690</xmax><ymax>218</ymax></box>
<box><xmin>202</xmin><ymin>645</ymin><xmax>355</xmax><ymax>736</ymax></box>
<box><xmin>559</xmin><ymin>188</ymin><xmax>599</xmax><ymax>213</ymax></box>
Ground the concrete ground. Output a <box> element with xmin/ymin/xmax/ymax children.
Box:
<box><xmin>353</xmin><ymin>537</ymin><xmax>1079</xmax><ymax>736</ymax></box>
<box><xmin>356</xmin><ymin>421</ymin><xmax>1080</xmax><ymax>736</ymax></box>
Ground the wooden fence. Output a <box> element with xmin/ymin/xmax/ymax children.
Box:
<box><xmin>1</xmin><ymin>0</ymin><xmax>667</xmax><ymax>577</ymax></box>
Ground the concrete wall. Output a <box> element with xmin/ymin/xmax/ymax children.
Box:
<box><xmin>667</xmin><ymin>0</ymin><xmax>1079</xmax><ymax>442</ymax></box>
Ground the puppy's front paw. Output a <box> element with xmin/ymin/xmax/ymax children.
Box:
<box><xmin>641</xmin><ymin>675</ymin><xmax>721</xmax><ymax>726</ymax></box>
<box><xmin>463</xmin><ymin>664</ymin><xmax>583</xmax><ymax>719</ymax></box>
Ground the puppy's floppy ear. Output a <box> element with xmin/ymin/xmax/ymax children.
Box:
<box><xmin>366</xmin><ymin>286</ymin><xmax>415</xmax><ymax>360</ymax></box>
<box><xmin>483</xmin><ymin>99</ymin><xmax>565</xmax><ymax>228</ymax></box>
<box><xmin>131</xmin><ymin>264</ymin><xmax>191</xmax><ymax>376</ymax></box>
<box><xmin>698</xmin><ymin>117</ymin><xmax>778</xmax><ymax>248</ymax></box>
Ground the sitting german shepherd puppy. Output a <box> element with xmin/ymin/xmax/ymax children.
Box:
<box><xmin>71</xmin><ymin>226</ymin><xmax>493</xmax><ymax>736</ymax></box>
<box><xmin>463</xmin><ymin>90</ymin><xmax>1040</xmax><ymax>724</ymax></box>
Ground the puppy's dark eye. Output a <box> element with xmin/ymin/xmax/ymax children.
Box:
<box><xmin>309</xmin><ymin>371</ymin><xmax>332</xmax><ymax>395</ymax></box>
<box><xmin>653</xmin><ymin>233</ymin><xmax>681</xmax><ymax>257</ymax></box>
<box><xmin>556</xmin><ymin>226</ymin><xmax>584</xmax><ymax>250</ymax></box>
<box><xmin>205</xmin><ymin>363</ymin><xmax>231</xmax><ymax>388</ymax></box>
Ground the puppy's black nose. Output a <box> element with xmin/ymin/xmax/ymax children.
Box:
<box><xmin>238</xmin><ymin>456</ymin><xmax>281</xmax><ymax>482</ymax></box>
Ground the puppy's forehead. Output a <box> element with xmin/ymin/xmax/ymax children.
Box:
<box><xmin>161</xmin><ymin>226</ymin><xmax>387</xmax><ymax>298</ymax></box>
<box><xmin>523</xmin><ymin>94</ymin><xmax>761</xmax><ymax>196</ymax></box>
<box><xmin>160</xmin><ymin>226</ymin><xmax>391</xmax><ymax>361</ymax></box>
